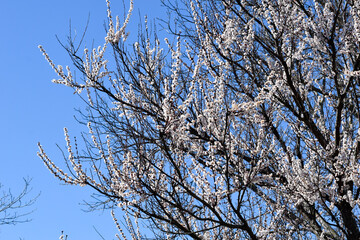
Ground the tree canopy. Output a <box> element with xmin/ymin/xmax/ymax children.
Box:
<box><xmin>38</xmin><ymin>0</ymin><xmax>360</xmax><ymax>239</ymax></box>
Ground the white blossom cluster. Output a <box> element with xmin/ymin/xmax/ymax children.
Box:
<box><xmin>39</xmin><ymin>0</ymin><xmax>360</xmax><ymax>239</ymax></box>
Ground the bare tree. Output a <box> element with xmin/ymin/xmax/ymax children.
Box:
<box><xmin>0</xmin><ymin>179</ymin><xmax>36</xmax><ymax>226</ymax></box>
<box><xmin>38</xmin><ymin>0</ymin><xmax>360</xmax><ymax>239</ymax></box>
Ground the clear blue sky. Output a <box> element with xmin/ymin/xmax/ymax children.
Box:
<box><xmin>0</xmin><ymin>0</ymin><xmax>163</xmax><ymax>239</ymax></box>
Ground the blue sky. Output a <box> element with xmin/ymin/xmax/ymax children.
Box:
<box><xmin>0</xmin><ymin>0</ymin><xmax>164</xmax><ymax>239</ymax></box>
